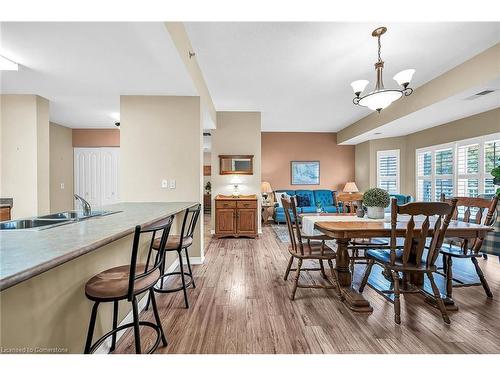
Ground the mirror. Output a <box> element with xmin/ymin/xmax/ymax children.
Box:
<box><xmin>219</xmin><ymin>155</ymin><xmax>254</xmax><ymax>175</ymax></box>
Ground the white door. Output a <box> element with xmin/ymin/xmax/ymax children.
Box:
<box><xmin>100</xmin><ymin>148</ymin><xmax>120</xmax><ymax>206</ymax></box>
<box><xmin>74</xmin><ymin>147</ymin><xmax>120</xmax><ymax>210</ymax></box>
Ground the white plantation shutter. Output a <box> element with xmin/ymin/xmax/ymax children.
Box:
<box><xmin>377</xmin><ymin>150</ymin><xmax>400</xmax><ymax>194</ymax></box>
<box><xmin>416</xmin><ymin>133</ymin><xmax>500</xmax><ymax>201</ymax></box>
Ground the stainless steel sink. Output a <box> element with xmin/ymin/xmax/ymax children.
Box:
<box><xmin>0</xmin><ymin>219</ymin><xmax>71</xmax><ymax>230</ymax></box>
<box><xmin>40</xmin><ymin>210</ymin><xmax>118</xmax><ymax>220</ymax></box>
<box><xmin>1</xmin><ymin>210</ymin><xmax>121</xmax><ymax>230</ymax></box>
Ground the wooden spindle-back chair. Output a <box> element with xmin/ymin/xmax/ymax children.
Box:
<box><xmin>281</xmin><ymin>195</ymin><xmax>340</xmax><ymax>300</ymax></box>
<box><xmin>439</xmin><ymin>193</ymin><xmax>498</xmax><ymax>298</ymax></box>
<box><xmin>359</xmin><ymin>198</ymin><xmax>457</xmax><ymax>324</ymax></box>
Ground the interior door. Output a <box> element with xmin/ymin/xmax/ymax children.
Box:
<box><xmin>74</xmin><ymin>148</ymin><xmax>101</xmax><ymax>209</ymax></box>
<box><xmin>100</xmin><ymin>147</ymin><xmax>120</xmax><ymax>206</ymax></box>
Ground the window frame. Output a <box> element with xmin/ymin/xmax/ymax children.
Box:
<box><xmin>377</xmin><ymin>149</ymin><xmax>400</xmax><ymax>194</ymax></box>
<box><xmin>416</xmin><ymin>132</ymin><xmax>500</xmax><ymax>201</ymax></box>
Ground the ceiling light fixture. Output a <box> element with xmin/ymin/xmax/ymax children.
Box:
<box><xmin>0</xmin><ymin>55</ymin><xmax>19</xmax><ymax>71</ymax></box>
<box><xmin>351</xmin><ymin>27</ymin><xmax>415</xmax><ymax>113</ymax></box>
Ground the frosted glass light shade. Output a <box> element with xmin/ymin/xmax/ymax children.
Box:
<box><xmin>343</xmin><ymin>182</ymin><xmax>359</xmax><ymax>193</ymax></box>
<box><xmin>350</xmin><ymin>80</ymin><xmax>369</xmax><ymax>95</ymax></box>
<box><xmin>393</xmin><ymin>69</ymin><xmax>415</xmax><ymax>87</ymax></box>
<box><xmin>358</xmin><ymin>90</ymin><xmax>402</xmax><ymax>111</ymax></box>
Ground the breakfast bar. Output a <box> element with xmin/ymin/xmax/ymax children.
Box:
<box><xmin>0</xmin><ymin>202</ymin><xmax>197</xmax><ymax>353</ymax></box>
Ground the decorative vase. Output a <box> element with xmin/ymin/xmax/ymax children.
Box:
<box><xmin>367</xmin><ymin>206</ymin><xmax>385</xmax><ymax>219</ymax></box>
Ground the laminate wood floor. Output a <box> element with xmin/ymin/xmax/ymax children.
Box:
<box><xmin>115</xmin><ymin>222</ymin><xmax>500</xmax><ymax>354</ymax></box>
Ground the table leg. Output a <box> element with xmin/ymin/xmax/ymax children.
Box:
<box><xmin>335</xmin><ymin>238</ymin><xmax>373</xmax><ymax>312</ymax></box>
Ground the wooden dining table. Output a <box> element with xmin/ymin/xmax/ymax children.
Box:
<box><xmin>308</xmin><ymin>213</ymin><xmax>493</xmax><ymax>313</ymax></box>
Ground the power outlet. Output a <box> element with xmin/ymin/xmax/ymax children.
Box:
<box><xmin>161</xmin><ymin>179</ymin><xmax>168</xmax><ymax>189</ymax></box>
<box><xmin>169</xmin><ymin>179</ymin><xmax>176</xmax><ymax>189</ymax></box>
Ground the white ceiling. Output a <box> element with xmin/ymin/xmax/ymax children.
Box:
<box><xmin>0</xmin><ymin>22</ymin><xmax>196</xmax><ymax>128</ymax></box>
<box><xmin>342</xmin><ymin>78</ymin><xmax>500</xmax><ymax>144</ymax></box>
<box><xmin>185</xmin><ymin>22</ymin><xmax>500</xmax><ymax>132</ymax></box>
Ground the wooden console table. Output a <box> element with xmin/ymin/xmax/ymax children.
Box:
<box><xmin>215</xmin><ymin>194</ymin><xmax>258</xmax><ymax>238</ymax></box>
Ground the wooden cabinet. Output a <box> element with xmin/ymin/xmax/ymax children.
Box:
<box><xmin>0</xmin><ymin>207</ymin><xmax>11</xmax><ymax>221</ymax></box>
<box><xmin>215</xmin><ymin>195</ymin><xmax>258</xmax><ymax>238</ymax></box>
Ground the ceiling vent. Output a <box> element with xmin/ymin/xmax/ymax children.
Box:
<box><xmin>464</xmin><ymin>89</ymin><xmax>496</xmax><ymax>100</ymax></box>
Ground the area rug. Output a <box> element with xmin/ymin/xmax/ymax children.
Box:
<box><xmin>271</xmin><ymin>224</ymin><xmax>337</xmax><ymax>249</ymax></box>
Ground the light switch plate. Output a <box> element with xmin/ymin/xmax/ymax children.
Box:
<box><xmin>169</xmin><ymin>179</ymin><xmax>176</xmax><ymax>189</ymax></box>
<box><xmin>60</xmin><ymin>183</ymin><xmax>65</xmax><ymax>189</ymax></box>
<box><xmin>161</xmin><ymin>179</ymin><xmax>168</xmax><ymax>188</ymax></box>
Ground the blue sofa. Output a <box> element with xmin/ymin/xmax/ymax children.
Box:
<box><xmin>273</xmin><ymin>189</ymin><xmax>339</xmax><ymax>223</ymax></box>
<box><xmin>385</xmin><ymin>194</ymin><xmax>413</xmax><ymax>212</ymax></box>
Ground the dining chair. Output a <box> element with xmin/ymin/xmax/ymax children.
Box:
<box><xmin>282</xmin><ymin>195</ymin><xmax>340</xmax><ymax>300</ymax></box>
<box><xmin>359</xmin><ymin>197</ymin><xmax>457</xmax><ymax>324</ymax></box>
<box><xmin>439</xmin><ymin>193</ymin><xmax>498</xmax><ymax>299</ymax></box>
<box><xmin>337</xmin><ymin>192</ymin><xmax>388</xmax><ymax>275</ymax></box>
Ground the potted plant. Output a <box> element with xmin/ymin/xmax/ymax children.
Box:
<box><xmin>491</xmin><ymin>166</ymin><xmax>500</xmax><ymax>197</ymax></box>
<box><xmin>363</xmin><ymin>187</ymin><xmax>390</xmax><ymax>219</ymax></box>
<box><xmin>316</xmin><ymin>201</ymin><xmax>322</xmax><ymax>213</ymax></box>
<box><xmin>204</xmin><ymin>181</ymin><xmax>211</xmax><ymax>195</ymax></box>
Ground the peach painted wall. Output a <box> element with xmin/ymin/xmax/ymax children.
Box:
<box><xmin>72</xmin><ymin>129</ymin><xmax>120</xmax><ymax>147</ymax></box>
<box><xmin>261</xmin><ymin>132</ymin><xmax>355</xmax><ymax>192</ymax></box>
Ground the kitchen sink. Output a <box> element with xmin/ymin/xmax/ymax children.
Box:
<box><xmin>40</xmin><ymin>210</ymin><xmax>119</xmax><ymax>221</ymax></box>
<box><xmin>0</xmin><ymin>219</ymin><xmax>71</xmax><ymax>230</ymax></box>
<box><xmin>0</xmin><ymin>210</ymin><xmax>121</xmax><ymax>230</ymax></box>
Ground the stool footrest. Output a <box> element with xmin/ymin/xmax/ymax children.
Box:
<box><xmin>88</xmin><ymin>321</ymin><xmax>162</xmax><ymax>354</ymax></box>
<box><xmin>154</xmin><ymin>271</ymin><xmax>194</xmax><ymax>293</ymax></box>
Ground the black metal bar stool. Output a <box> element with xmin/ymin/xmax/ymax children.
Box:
<box><xmin>83</xmin><ymin>215</ymin><xmax>174</xmax><ymax>354</ymax></box>
<box><xmin>147</xmin><ymin>204</ymin><xmax>201</xmax><ymax>309</ymax></box>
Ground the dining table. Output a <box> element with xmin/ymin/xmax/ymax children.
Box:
<box><xmin>301</xmin><ymin>213</ymin><xmax>493</xmax><ymax>313</ymax></box>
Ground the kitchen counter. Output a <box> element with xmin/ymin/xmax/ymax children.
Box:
<box><xmin>0</xmin><ymin>198</ymin><xmax>13</xmax><ymax>208</ymax></box>
<box><xmin>0</xmin><ymin>201</ymin><xmax>196</xmax><ymax>291</ymax></box>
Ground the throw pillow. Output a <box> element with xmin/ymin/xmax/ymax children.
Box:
<box><xmin>296</xmin><ymin>195</ymin><xmax>310</xmax><ymax>207</ymax></box>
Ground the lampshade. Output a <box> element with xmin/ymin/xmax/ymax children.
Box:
<box><xmin>358</xmin><ymin>90</ymin><xmax>402</xmax><ymax>112</ymax></box>
<box><xmin>343</xmin><ymin>182</ymin><xmax>359</xmax><ymax>193</ymax></box>
<box><xmin>393</xmin><ymin>69</ymin><xmax>415</xmax><ymax>87</ymax></box>
<box><xmin>261</xmin><ymin>181</ymin><xmax>273</xmax><ymax>193</ymax></box>
<box><xmin>350</xmin><ymin>80</ymin><xmax>369</xmax><ymax>95</ymax></box>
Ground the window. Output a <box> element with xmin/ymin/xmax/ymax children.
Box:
<box><xmin>416</xmin><ymin>133</ymin><xmax>500</xmax><ymax>201</ymax></box>
<box><xmin>377</xmin><ymin>149</ymin><xmax>400</xmax><ymax>194</ymax></box>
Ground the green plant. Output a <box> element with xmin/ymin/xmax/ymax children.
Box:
<box><xmin>316</xmin><ymin>201</ymin><xmax>322</xmax><ymax>208</ymax></box>
<box><xmin>204</xmin><ymin>181</ymin><xmax>211</xmax><ymax>193</ymax></box>
<box><xmin>491</xmin><ymin>166</ymin><xmax>500</xmax><ymax>197</ymax></box>
<box><xmin>363</xmin><ymin>188</ymin><xmax>390</xmax><ymax>208</ymax></box>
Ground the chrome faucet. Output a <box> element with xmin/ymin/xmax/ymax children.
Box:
<box><xmin>74</xmin><ymin>194</ymin><xmax>91</xmax><ymax>216</ymax></box>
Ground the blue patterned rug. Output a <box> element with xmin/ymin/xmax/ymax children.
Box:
<box><xmin>271</xmin><ymin>224</ymin><xmax>337</xmax><ymax>249</ymax></box>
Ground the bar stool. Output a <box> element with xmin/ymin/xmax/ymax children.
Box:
<box><xmin>83</xmin><ymin>215</ymin><xmax>174</xmax><ymax>354</ymax></box>
<box><xmin>148</xmin><ymin>204</ymin><xmax>201</xmax><ymax>309</ymax></box>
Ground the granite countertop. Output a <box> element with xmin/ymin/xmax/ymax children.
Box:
<box><xmin>0</xmin><ymin>202</ymin><xmax>197</xmax><ymax>291</ymax></box>
<box><xmin>0</xmin><ymin>198</ymin><xmax>13</xmax><ymax>208</ymax></box>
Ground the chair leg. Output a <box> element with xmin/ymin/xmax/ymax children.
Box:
<box><xmin>427</xmin><ymin>272</ymin><xmax>451</xmax><ymax>324</ymax></box>
<box><xmin>110</xmin><ymin>300</ymin><xmax>118</xmax><ymax>352</ymax></box>
<box><xmin>84</xmin><ymin>301</ymin><xmax>100</xmax><ymax>354</ymax></box>
<box><xmin>149</xmin><ymin>288</ymin><xmax>168</xmax><ymax>347</ymax></box>
<box><xmin>290</xmin><ymin>259</ymin><xmax>302</xmax><ymax>300</ymax></box>
<box><xmin>350</xmin><ymin>249</ymin><xmax>357</xmax><ymax>276</ymax></box>
<box><xmin>319</xmin><ymin>260</ymin><xmax>328</xmax><ymax>280</ymax></box>
<box><xmin>445</xmin><ymin>255</ymin><xmax>453</xmax><ymax>299</ymax></box>
<box><xmin>391</xmin><ymin>270</ymin><xmax>401</xmax><ymax>325</ymax></box>
<box><xmin>359</xmin><ymin>259</ymin><xmax>374</xmax><ymax>293</ymax></box>
<box><xmin>178</xmin><ymin>250</ymin><xmax>189</xmax><ymax>308</ymax></box>
<box><xmin>184</xmin><ymin>247</ymin><xmax>196</xmax><ymax>288</ymax></box>
<box><xmin>131</xmin><ymin>296</ymin><xmax>142</xmax><ymax>354</ymax></box>
<box><xmin>327</xmin><ymin>259</ymin><xmax>343</xmax><ymax>299</ymax></box>
<box><xmin>471</xmin><ymin>257</ymin><xmax>493</xmax><ymax>298</ymax></box>
<box><xmin>160</xmin><ymin>257</ymin><xmax>166</xmax><ymax>289</ymax></box>
<box><xmin>284</xmin><ymin>255</ymin><xmax>294</xmax><ymax>281</ymax></box>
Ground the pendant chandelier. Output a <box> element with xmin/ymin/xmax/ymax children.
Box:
<box><xmin>351</xmin><ymin>26</ymin><xmax>415</xmax><ymax>113</ymax></box>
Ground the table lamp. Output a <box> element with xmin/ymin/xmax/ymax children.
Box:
<box><xmin>343</xmin><ymin>182</ymin><xmax>359</xmax><ymax>194</ymax></box>
<box><xmin>261</xmin><ymin>181</ymin><xmax>273</xmax><ymax>203</ymax></box>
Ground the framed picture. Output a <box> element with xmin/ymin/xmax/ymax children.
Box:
<box><xmin>290</xmin><ymin>161</ymin><xmax>320</xmax><ymax>185</ymax></box>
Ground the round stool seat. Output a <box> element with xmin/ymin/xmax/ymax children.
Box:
<box><xmin>85</xmin><ymin>265</ymin><xmax>160</xmax><ymax>301</ymax></box>
<box><xmin>152</xmin><ymin>235</ymin><xmax>193</xmax><ymax>251</ymax></box>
